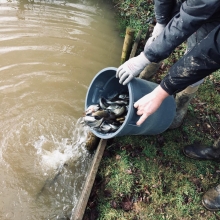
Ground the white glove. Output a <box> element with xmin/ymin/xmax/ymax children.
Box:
<box><xmin>145</xmin><ymin>23</ymin><xmax>165</xmax><ymax>48</ymax></box>
<box><xmin>116</xmin><ymin>52</ymin><xmax>151</xmax><ymax>85</ymax></box>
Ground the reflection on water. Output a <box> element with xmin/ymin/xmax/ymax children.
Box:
<box><xmin>0</xmin><ymin>0</ymin><xmax>122</xmax><ymax>219</ymax></box>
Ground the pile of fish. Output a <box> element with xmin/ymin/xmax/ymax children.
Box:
<box><xmin>82</xmin><ymin>91</ymin><xmax>129</xmax><ymax>134</ymax></box>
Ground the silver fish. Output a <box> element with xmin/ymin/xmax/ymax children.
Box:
<box><xmin>83</xmin><ymin>116</ymin><xmax>96</xmax><ymax>123</ymax></box>
<box><xmin>99</xmin><ymin>97</ymin><xmax>109</xmax><ymax>109</ymax></box>
<box><xmin>119</xmin><ymin>93</ymin><xmax>129</xmax><ymax>100</ymax></box>
<box><xmin>109</xmin><ymin>123</ymin><xmax>120</xmax><ymax>132</ymax></box>
<box><xmin>36</xmin><ymin>163</ymin><xmax>68</xmax><ymax>199</ymax></box>
<box><xmin>107</xmin><ymin>104</ymin><xmax>126</xmax><ymax>117</ymax></box>
<box><xmin>100</xmin><ymin>122</ymin><xmax>112</xmax><ymax>133</ymax></box>
<box><xmin>87</xmin><ymin>117</ymin><xmax>104</xmax><ymax>128</ymax></box>
<box><xmin>106</xmin><ymin>99</ymin><xmax>128</xmax><ymax>106</ymax></box>
<box><xmin>115</xmin><ymin>100</ymin><xmax>129</xmax><ymax>105</ymax></box>
<box><xmin>83</xmin><ymin>91</ymin><xmax>129</xmax><ymax>134</ymax></box>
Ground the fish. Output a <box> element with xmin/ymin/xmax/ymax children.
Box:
<box><xmin>119</xmin><ymin>93</ymin><xmax>129</xmax><ymax>100</ymax></box>
<box><xmin>82</xmin><ymin>91</ymin><xmax>129</xmax><ymax>134</ymax></box>
<box><xmin>36</xmin><ymin>163</ymin><xmax>68</xmax><ymax>199</ymax></box>
<box><xmin>105</xmin><ymin>99</ymin><xmax>128</xmax><ymax>106</ymax></box>
<box><xmin>92</xmin><ymin>110</ymin><xmax>110</xmax><ymax>118</ymax></box>
<box><xmin>85</xmin><ymin>104</ymin><xmax>100</xmax><ymax>115</ymax></box>
<box><xmin>115</xmin><ymin>100</ymin><xmax>129</xmax><ymax>105</ymax></box>
<box><xmin>100</xmin><ymin>122</ymin><xmax>112</xmax><ymax>133</ymax></box>
<box><xmin>109</xmin><ymin>123</ymin><xmax>120</xmax><ymax>132</ymax></box>
<box><xmin>107</xmin><ymin>104</ymin><xmax>126</xmax><ymax>117</ymax></box>
<box><xmin>83</xmin><ymin>116</ymin><xmax>96</xmax><ymax>123</ymax></box>
<box><xmin>116</xmin><ymin>116</ymin><xmax>125</xmax><ymax>122</ymax></box>
<box><xmin>86</xmin><ymin>117</ymin><xmax>104</xmax><ymax>128</ymax></box>
<box><xmin>99</xmin><ymin>97</ymin><xmax>109</xmax><ymax>109</ymax></box>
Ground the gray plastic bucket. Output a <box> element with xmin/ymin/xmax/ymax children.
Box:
<box><xmin>85</xmin><ymin>67</ymin><xmax>176</xmax><ymax>139</ymax></box>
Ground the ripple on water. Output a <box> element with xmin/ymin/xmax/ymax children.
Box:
<box><xmin>0</xmin><ymin>0</ymin><xmax>122</xmax><ymax>219</ymax></box>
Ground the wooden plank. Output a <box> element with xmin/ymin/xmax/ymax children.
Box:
<box><xmin>70</xmin><ymin>138</ymin><xmax>107</xmax><ymax>220</ymax></box>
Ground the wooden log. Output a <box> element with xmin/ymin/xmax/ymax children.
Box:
<box><xmin>70</xmin><ymin>138</ymin><xmax>107</xmax><ymax>220</ymax></box>
<box><xmin>84</xmin><ymin>131</ymin><xmax>100</xmax><ymax>152</ymax></box>
<box><xmin>138</xmin><ymin>28</ymin><xmax>162</xmax><ymax>80</ymax></box>
<box><xmin>129</xmin><ymin>30</ymin><xmax>142</xmax><ymax>59</ymax></box>
<box><xmin>120</xmin><ymin>27</ymin><xmax>135</xmax><ymax>64</ymax></box>
<box><xmin>139</xmin><ymin>61</ymin><xmax>162</xmax><ymax>80</ymax></box>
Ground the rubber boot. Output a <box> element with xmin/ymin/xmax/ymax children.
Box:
<box><xmin>183</xmin><ymin>137</ymin><xmax>220</xmax><ymax>160</ymax></box>
<box><xmin>202</xmin><ymin>184</ymin><xmax>220</xmax><ymax>211</ymax></box>
<box><xmin>169</xmin><ymin>85</ymin><xmax>199</xmax><ymax>129</ymax></box>
<box><xmin>183</xmin><ymin>137</ymin><xmax>220</xmax><ymax>211</ymax></box>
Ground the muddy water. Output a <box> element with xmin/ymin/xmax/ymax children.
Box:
<box><xmin>0</xmin><ymin>0</ymin><xmax>122</xmax><ymax>219</ymax></box>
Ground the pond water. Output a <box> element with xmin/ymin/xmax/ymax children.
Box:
<box><xmin>0</xmin><ymin>0</ymin><xmax>123</xmax><ymax>219</ymax></box>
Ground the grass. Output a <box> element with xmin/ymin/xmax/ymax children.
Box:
<box><xmin>112</xmin><ymin>0</ymin><xmax>155</xmax><ymax>38</ymax></box>
<box><xmin>88</xmin><ymin>119</ymin><xmax>220</xmax><ymax>219</ymax></box>
<box><xmin>83</xmin><ymin>1</ymin><xmax>220</xmax><ymax>219</ymax></box>
<box><xmin>84</xmin><ymin>102</ymin><xmax>220</xmax><ymax>219</ymax></box>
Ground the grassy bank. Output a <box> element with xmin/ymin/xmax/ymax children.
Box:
<box><xmin>83</xmin><ymin>1</ymin><xmax>220</xmax><ymax>219</ymax></box>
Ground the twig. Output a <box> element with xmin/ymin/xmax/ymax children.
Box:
<box><xmin>206</xmin><ymin>109</ymin><xmax>218</xmax><ymax>133</ymax></box>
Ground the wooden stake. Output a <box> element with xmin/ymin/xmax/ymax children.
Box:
<box><xmin>129</xmin><ymin>30</ymin><xmax>142</xmax><ymax>59</ymax></box>
<box><xmin>120</xmin><ymin>27</ymin><xmax>135</xmax><ymax>64</ymax></box>
<box><xmin>138</xmin><ymin>27</ymin><xmax>161</xmax><ymax>80</ymax></box>
<box><xmin>139</xmin><ymin>62</ymin><xmax>162</xmax><ymax>80</ymax></box>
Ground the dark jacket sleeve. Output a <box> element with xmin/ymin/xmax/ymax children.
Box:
<box><xmin>145</xmin><ymin>0</ymin><xmax>220</xmax><ymax>63</ymax></box>
<box><xmin>154</xmin><ymin>0</ymin><xmax>175</xmax><ymax>25</ymax></box>
<box><xmin>160</xmin><ymin>25</ymin><xmax>220</xmax><ymax>95</ymax></box>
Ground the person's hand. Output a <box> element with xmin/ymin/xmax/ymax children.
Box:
<box><xmin>116</xmin><ymin>52</ymin><xmax>150</xmax><ymax>85</ymax></box>
<box><xmin>134</xmin><ymin>85</ymin><xmax>169</xmax><ymax>125</ymax></box>
<box><xmin>145</xmin><ymin>23</ymin><xmax>165</xmax><ymax>48</ymax></box>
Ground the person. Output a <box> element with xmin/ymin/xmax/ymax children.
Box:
<box><xmin>117</xmin><ymin>0</ymin><xmax>220</xmax><ymax>129</ymax></box>
<box><xmin>116</xmin><ymin>0</ymin><xmax>220</xmax><ymax>211</ymax></box>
